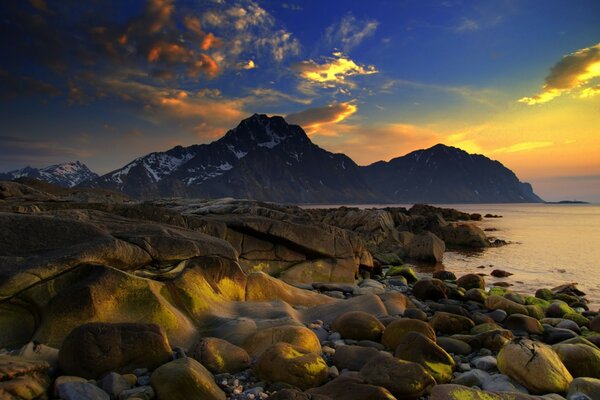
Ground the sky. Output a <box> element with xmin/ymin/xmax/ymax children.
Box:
<box><xmin>1</xmin><ymin>0</ymin><xmax>599</xmax><ymax>201</ymax></box>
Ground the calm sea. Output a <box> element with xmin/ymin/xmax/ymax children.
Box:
<box><xmin>304</xmin><ymin>203</ymin><xmax>600</xmax><ymax>309</ymax></box>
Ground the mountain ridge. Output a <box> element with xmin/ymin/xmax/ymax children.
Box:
<box><xmin>0</xmin><ymin>161</ymin><xmax>98</xmax><ymax>188</ymax></box>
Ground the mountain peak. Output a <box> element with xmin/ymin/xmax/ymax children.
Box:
<box><xmin>224</xmin><ymin>113</ymin><xmax>308</xmax><ymax>150</ymax></box>
<box><xmin>0</xmin><ymin>161</ymin><xmax>98</xmax><ymax>187</ymax></box>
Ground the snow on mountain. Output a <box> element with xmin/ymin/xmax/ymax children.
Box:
<box><xmin>0</xmin><ymin>161</ymin><xmax>98</xmax><ymax>187</ymax></box>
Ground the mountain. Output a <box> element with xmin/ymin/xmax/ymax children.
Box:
<box><xmin>0</xmin><ymin>161</ymin><xmax>98</xmax><ymax>188</ymax></box>
<box><xmin>361</xmin><ymin>143</ymin><xmax>543</xmax><ymax>203</ymax></box>
<box><xmin>86</xmin><ymin>114</ymin><xmax>379</xmax><ymax>203</ymax></box>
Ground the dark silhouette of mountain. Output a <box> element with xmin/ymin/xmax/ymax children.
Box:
<box><xmin>0</xmin><ymin>161</ymin><xmax>98</xmax><ymax>188</ymax></box>
<box><xmin>84</xmin><ymin>114</ymin><xmax>379</xmax><ymax>203</ymax></box>
<box><xmin>361</xmin><ymin>144</ymin><xmax>543</xmax><ymax>203</ymax></box>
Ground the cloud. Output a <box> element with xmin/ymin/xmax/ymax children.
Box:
<box><xmin>291</xmin><ymin>53</ymin><xmax>378</xmax><ymax>92</ymax></box>
<box><xmin>325</xmin><ymin>13</ymin><xmax>379</xmax><ymax>51</ymax></box>
<box><xmin>491</xmin><ymin>141</ymin><xmax>554</xmax><ymax>154</ymax></box>
<box><xmin>281</xmin><ymin>3</ymin><xmax>303</xmax><ymax>11</ymax></box>
<box><xmin>246</xmin><ymin>88</ymin><xmax>312</xmax><ymax>105</ymax></box>
<box><xmin>454</xmin><ymin>18</ymin><xmax>480</xmax><ymax>32</ymax></box>
<box><xmin>0</xmin><ymin>70</ymin><xmax>61</xmax><ymax>99</ymax></box>
<box><xmin>519</xmin><ymin>43</ymin><xmax>600</xmax><ymax>105</ymax></box>
<box><xmin>286</xmin><ymin>102</ymin><xmax>358</xmax><ymax>133</ymax></box>
<box><xmin>0</xmin><ymin>136</ymin><xmax>88</xmax><ymax>170</ymax></box>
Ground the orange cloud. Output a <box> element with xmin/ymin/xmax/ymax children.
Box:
<box><xmin>519</xmin><ymin>42</ymin><xmax>600</xmax><ymax>105</ymax></box>
<box><xmin>291</xmin><ymin>53</ymin><xmax>378</xmax><ymax>90</ymax></box>
<box><xmin>189</xmin><ymin>54</ymin><xmax>220</xmax><ymax>78</ymax></box>
<box><xmin>144</xmin><ymin>0</ymin><xmax>174</xmax><ymax>35</ymax></box>
<box><xmin>200</xmin><ymin>32</ymin><xmax>220</xmax><ymax>51</ymax></box>
<box><xmin>286</xmin><ymin>102</ymin><xmax>358</xmax><ymax>134</ymax></box>
<box><xmin>147</xmin><ymin>42</ymin><xmax>188</xmax><ymax>63</ymax></box>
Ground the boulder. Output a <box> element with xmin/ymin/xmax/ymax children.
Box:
<box><xmin>412</xmin><ymin>279</ymin><xmax>448</xmax><ymax>301</ymax></box>
<box><xmin>430</xmin><ymin>384</ymin><xmax>503</xmax><ymax>400</ymax></box>
<box><xmin>58</xmin><ymin>323</ymin><xmax>172</xmax><ymax>379</ymax></box>
<box><xmin>242</xmin><ymin>325</ymin><xmax>321</xmax><ymax>358</ymax></box>
<box><xmin>150</xmin><ymin>357</ymin><xmax>226</xmax><ymax>400</ymax></box>
<box><xmin>546</xmin><ymin>302</ymin><xmax>576</xmax><ymax>318</ymax></box>
<box><xmin>432</xmin><ymin>271</ymin><xmax>457</xmax><ymax>281</ymax></box>
<box><xmin>505</xmin><ymin>313</ymin><xmax>545</xmax><ymax>335</ymax></box>
<box><xmin>332</xmin><ymin>311</ymin><xmax>385</xmax><ymax>341</ymax></box>
<box><xmin>307</xmin><ymin>373</ymin><xmax>397</xmax><ymax>400</ymax></box>
<box><xmin>98</xmin><ymin>372</ymin><xmax>132</xmax><ymax>398</ymax></box>
<box><xmin>567</xmin><ymin>377</ymin><xmax>600</xmax><ymax>400</ymax></box>
<box><xmin>188</xmin><ymin>337</ymin><xmax>250</xmax><ymax>374</ymax></box>
<box><xmin>429</xmin><ymin>311</ymin><xmax>475</xmax><ymax>335</ymax></box>
<box><xmin>385</xmin><ymin>265</ymin><xmax>418</xmax><ymax>283</ymax></box>
<box><xmin>590</xmin><ymin>316</ymin><xmax>600</xmax><ymax>333</ymax></box>
<box><xmin>381</xmin><ymin>318</ymin><xmax>436</xmax><ymax>350</ymax></box>
<box><xmin>553</xmin><ymin>343</ymin><xmax>600</xmax><ymax>378</ymax></box>
<box><xmin>269</xmin><ymin>388</ymin><xmax>332</xmax><ymax>400</ymax></box>
<box><xmin>254</xmin><ymin>343</ymin><xmax>328</xmax><ymax>390</ymax></box>
<box><xmin>491</xmin><ymin>269</ymin><xmax>513</xmax><ymax>278</ymax></box>
<box><xmin>394</xmin><ymin>332</ymin><xmax>455</xmax><ymax>383</ymax></box>
<box><xmin>406</xmin><ymin>232</ymin><xmax>445</xmax><ymax>263</ymax></box>
<box><xmin>485</xmin><ymin>295</ymin><xmax>529</xmax><ymax>316</ymax></box>
<box><xmin>332</xmin><ymin>345</ymin><xmax>386</xmax><ymax>371</ymax></box>
<box><xmin>0</xmin><ymin>355</ymin><xmax>51</xmax><ymax>400</ymax></box>
<box><xmin>436</xmin><ymin>337</ymin><xmax>472</xmax><ymax>355</ymax></box>
<box><xmin>437</xmin><ymin>223</ymin><xmax>489</xmax><ymax>249</ymax></box>
<box><xmin>56</xmin><ymin>381</ymin><xmax>110</xmax><ymax>400</ymax></box>
<box><xmin>497</xmin><ymin>339</ymin><xmax>572</xmax><ymax>394</ymax></box>
<box><xmin>457</xmin><ymin>274</ymin><xmax>485</xmax><ymax>291</ymax></box>
<box><xmin>464</xmin><ymin>288</ymin><xmax>487</xmax><ymax>303</ymax></box>
<box><xmin>359</xmin><ymin>355</ymin><xmax>435</xmax><ymax>399</ymax></box>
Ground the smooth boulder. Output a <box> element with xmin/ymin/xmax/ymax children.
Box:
<box><xmin>381</xmin><ymin>318</ymin><xmax>436</xmax><ymax>350</ymax></box>
<box><xmin>553</xmin><ymin>343</ymin><xmax>600</xmax><ymax>378</ymax></box>
<box><xmin>394</xmin><ymin>332</ymin><xmax>455</xmax><ymax>383</ymax></box>
<box><xmin>150</xmin><ymin>357</ymin><xmax>226</xmax><ymax>400</ymax></box>
<box><xmin>188</xmin><ymin>337</ymin><xmax>250</xmax><ymax>374</ymax></box>
<box><xmin>332</xmin><ymin>311</ymin><xmax>385</xmax><ymax>341</ymax></box>
<box><xmin>429</xmin><ymin>311</ymin><xmax>474</xmax><ymax>335</ymax></box>
<box><xmin>242</xmin><ymin>325</ymin><xmax>321</xmax><ymax>357</ymax></box>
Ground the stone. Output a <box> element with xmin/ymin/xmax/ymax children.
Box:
<box><xmin>486</xmin><ymin>309</ymin><xmax>508</xmax><ymax>323</ymax></box>
<box><xmin>563</xmin><ymin>313</ymin><xmax>590</xmax><ymax>328</ymax></box>
<box><xmin>269</xmin><ymin>388</ymin><xmax>332</xmax><ymax>400</ymax></box>
<box><xmin>457</xmin><ymin>274</ymin><xmax>485</xmax><ymax>290</ymax></box>
<box><xmin>58</xmin><ymin>323</ymin><xmax>172</xmax><ymax>379</ymax></box>
<box><xmin>150</xmin><ymin>357</ymin><xmax>226</xmax><ymax>400</ymax></box>
<box><xmin>544</xmin><ymin>326</ymin><xmax>578</xmax><ymax>344</ymax></box>
<box><xmin>412</xmin><ymin>278</ymin><xmax>448</xmax><ymax>301</ymax></box>
<box><xmin>436</xmin><ymin>337</ymin><xmax>472</xmax><ymax>355</ymax></box>
<box><xmin>471</xmin><ymin>355</ymin><xmax>497</xmax><ymax>371</ymax></box>
<box><xmin>0</xmin><ymin>355</ymin><xmax>51</xmax><ymax>400</ymax></box>
<box><xmin>385</xmin><ymin>265</ymin><xmax>418</xmax><ymax>283</ymax></box>
<box><xmin>17</xmin><ymin>342</ymin><xmax>59</xmax><ymax>369</ymax></box>
<box><xmin>485</xmin><ymin>295</ymin><xmax>529</xmax><ymax>316</ymax></box>
<box><xmin>381</xmin><ymin>318</ymin><xmax>436</xmax><ymax>350</ymax></box>
<box><xmin>464</xmin><ymin>288</ymin><xmax>488</xmax><ymax>303</ymax></box>
<box><xmin>430</xmin><ymin>384</ymin><xmax>504</xmax><ymax>400</ymax></box>
<box><xmin>536</xmin><ymin>288</ymin><xmax>555</xmax><ymax>301</ymax></box>
<box><xmin>567</xmin><ymin>377</ymin><xmax>600</xmax><ymax>400</ymax></box>
<box><xmin>557</xmin><ymin>320</ymin><xmax>581</xmax><ymax>334</ymax></box>
<box><xmin>497</xmin><ymin>339</ymin><xmax>573</xmax><ymax>394</ymax></box>
<box><xmin>526</xmin><ymin>304</ymin><xmax>546</xmax><ymax>320</ymax></box>
<box><xmin>98</xmin><ymin>372</ymin><xmax>132</xmax><ymax>398</ymax></box>
<box><xmin>481</xmin><ymin>373</ymin><xmax>528</xmax><ymax>393</ymax></box>
<box><xmin>205</xmin><ymin>317</ymin><xmax>258</xmax><ymax>346</ymax></box>
<box><xmin>333</xmin><ymin>345</ymin><xmax>385</xmax><ymax>371</ymax></box>
<box><xmin>359</xmin><ymin>355</ymin><xmax>435</xmax><ymax>399</ymax></box>
<box><xmin>307</xmin><ymin>373</ymin><xmax>397</xmax><ymax>400</ymax></box>
<box><xmin>433</xmin><ymin>271</ymin><xmax>457</xmax><ymax>281</ymax></box>
<box><xmin>590</xmin><ymin>316</ymin><xmax>600</xmax><ymax>333</ymax></box>
<box><xmin>491</xmin><ymin>269</ymin><xmax>513</xmax><ymax>278</ymax></box>
<box><xmin>546</xmin><ymin>302</ymin><xmax>576</xmax><ymax>318</ymax></box>
<box><xmin>394</xmin><ymin>331</ymin><xmax>455</xmax><ymax>383</ymax></box>
<box><xmin>452</xmin><ymin>329</ymin><xmax>513</xmax><ymax>351</ymax></box>
<box><xmin>452</xmin><ymin>369</ymin><xmax>490</xmax><ymax>387</ymax></box>
<box><xmin>118</xmin><ymin>386</ymin><xmax>155</xmax><ymax>400</ymax></box>
<box><xmin>242</xmin><ymin>325</ymin><xmax>321</xmax><ymax>357</ymax></box>
<box><xmin>331</xmin><ymin>311</ymin><xmax>385</xmax><ymax>341</ymax></box>
<box><xmin>553</xmin><ymin>343</ymin><xmax>600</xmax><ymax>378</ymax></box>
<box><xmin>254</xmin><ymin>343</ymin><xmax>328</xmax><ymax>390</ymax></box>
<box><xmin>188</xmin><ymin>337</ymin><xmax>250</xmax><ymax>374</ymax></box>
<box><xmin>57</xmin><ymin>381</ymin><xmax>110</xmax><ymax>400</ymax></box>
<box><xmin>406</xmin><ymin>232</ymin><xmax>445</xmax><ymax>263</ymax></box>
<box><xmin>505</xmin><ymin>313</ymin><xmax>545</xmax><ymax>335</ymax></box>
<box><xmin>403</xmin><ymin>308</ymin><xmax>428</xmax><ymax>321</ymax></box>
<box><xmin>429</xmin><ymin>311</ymin><xmax>475</xmax><ymax>334</ymax></box>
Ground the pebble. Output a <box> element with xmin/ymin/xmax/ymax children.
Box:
<box><xmin>471</xmin><ymin>355</ymin><xmax>497</xmax><ymax>371</ymax></box>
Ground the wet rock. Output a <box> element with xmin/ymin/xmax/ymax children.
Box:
<box><xmin>457</xmin><ymin>274</ymin><xmax>485</xmax><ymax>291</ymax></box>
<box><xmin>151</xmin><ymin>357</ymin><xmax>226</xmax><ymax>400</ymax></box>
<box><xmin>567</xmin><ymin>377</ymin><xmax>600</xmax><ymax>400</ymax></box>
<box><xmin>381</xmin><ymin>318</ymin><xmax>436</xmax><ymax>350</ymax></box>
<box><xmin>412</xmin><ymin>278</ymin><xmax>448</xmax><ymax>301</ymax></box>
<box><xmin>497</xmin><ymin>339</ymin><xmax>572</xmax><ymax>394</ymax></box>
<box><xmin>57</xmin><ymin>381</ymin><xmax>110</xmax><ymax>400</ymax></box>
<box><xmin>307</xmin><ymin>373</ymin><xmax>397</xmax><ymax>400</ymax></box>
<box><xmin>406</xmin><ymin>232</ymin><xmax>445</xmax><ymax>263</ymax></box>
<box><xmin>254</xmin><ymin>343</ymin><xmax>328</xmax><ymax>390</ymax></box>
<box><xmin>480</xmin><ymin>373</ymin><xmax>528</xmax><ymax>393</ymax></box>
<box><xmin>505</xmin><ymin>313</ymin><xmax>545</xmax><ymax>335</ymax></box>
<box><xmin>402</xmin><ymin>308</ymin><xmax>428</xmax><ymax>321</ymax></box>
<box><xmin>188</xmin><ymin>337</ymin><xmax>250</xmax><ymax>374</ymax></box>
<box><xmin>437</xmin><ymin>337</ymin><xmax>472</xmax><ymax>355</ymax></box>
<box><xmin>429</xmin><ymin>311</ymin><xmax>475</xmax><ymax>335</ymax></box>
<box><xmin>394</xmin><ymin>331</ymin><xmax>455</xmax><ymax>383</ymax></box>
<box><xmin>553</xmin><ymin>343</ymin><xmax>600</xmax><ymax>378</ymax></box>
<box><xmin>544</xmin><ymin>326</ymin><xmax>578</xmax><ymax>344</ymax></box>
<box><xmin>491</xmin><ymin>269</ymin><xmax>513</xmax><ymax>278</ymax></box>
<box><xmin>359</xmin><ymin>355</ymin><xmax>435</xmax><ymax>399</ymax></box>
<box><xmin>385</xmin><ymin>265</ymin><xmax>418</xmax><ymax>283</ymax></box>
<box><xmin>433</xmin><ymin>271</ymin><xmax>457</xmax><ymax>281</ymax></box>
<box><xmin>471</xmin><ymin>355</ymin><xmax>497</xmax><ymax>371</ymax></box>
<box><xmin>430</xmin><ymin>384</ymin><xmax>504</xmax><ymax>399</ymax></box>
<box><xmin>452</xmin><ymin>369</ymin><xmax>490</xmax><ymax>387</ymax></box>
<box><xmin>333</xmin><ymin>345</ymin><xmax>386</xmax><ymax>371</ymax></box>
<box><xmin>58</xmin><ymin>323</ymin><xmax>172</xmax><ymax>379</ymax></box>
<box><xmin>590</xmin><ymin>316</ymin><xmax>600</xmax><ymax>333</ymax></box>
<box><xmin>243</xmin><ymin>325</ymin><xmax>321</xmax><ymax>357</ymax></box>
<box><xmin>269</xmin><ymin>388</ymin><xmax>332</xmax><ymax>400</ymax></box>
<box><xmin>332</xmin><ymin>311</ymin><xmax>385</xmax><ymax>341</ymax></box>
<box><xmin>546</xmin><ymin>302</ymin><xmax>576</xmax><ymax>318</ymax></box>
<box><xmin>485</xmin><ymin>295</ymin><xmax>529</xmax><ymax>316</ymax></box>
<box><xmin>464</xmin><ymin>288</ymin><xmax>488</xmax><ymax>303</ymax></box>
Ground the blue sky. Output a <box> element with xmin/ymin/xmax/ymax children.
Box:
<box><xmin>1</xmin><ymin>0</ymin><xmax>599</xmax><ymax>200</ymax></box>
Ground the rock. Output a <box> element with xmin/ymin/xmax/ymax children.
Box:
<box><xmin>452</xmin><ymin>369</ymin><xmax>490</xmax><ymax>387</ymax></box>
<box><xmin>359</xmin><ymin>355</ymin><xmax>435</xmax><ymax>399</ymax></box>
<box><xmin>436</xmin><ymin>337</ymin><xmax>472</xmax><ymax>355</ymax></box>
<box><xmin>150</xmin><ymin>357</ymin><xmax>226</xmax><ymax>400</ymax></box>
<box><xmin>242</xmin><ymin>325</ymin><xmax>321</xmax><ymax>357</ymax></box>
<box><xmin>505</xmin><ymin>313</ymin><xmax>545</xmax><ymax>335</ymax></box>
<box><xmin>544</xmin><ymin>326</ymin><xmax>578</xmax><ymax>344</ymax></box>
<box><xmin>472</xmin><ymin>322</ymin><xmax>502</xmax><ymax>334</ymax></box>
<box><xmin>402</xmin><ymin>308</ymin><xmax>428</xmax><ymax>321</ymax></box>
<box><xmin>547</xmin><ymin>302</ymin><xmax>576</xmax><ymax>318</ymax></box>
<box><xmin>433</xmin><ymin>270</ymin><xmax>457</xmax><ymax>281</ymax></box>
<box><xmin>187</xmin><ymin>337</ymin><xmax>250</xmax><ymax>374</ymax></box>
<box><xmin>331</xmin><ymin>311</ymin><xmax>385</xmax><ymax>341</ymax></box>
<box><xmin>57</xmin><ymin>381</ymin><xmax>110</xmax><ymax>400</ymax></box>
<box><xmin>394</xmin><ymin>331</ymin><xmax>455</xmax><ymax>383</ymax></box>
<box><xmin>590</xmin><ymin>316</ymin><xmax>600</xmax><ymax>333</ymax></box>
<box><xmin>430</xmin><ymin>384</ymin><xmax>503</xmax><ymax>400</ymax></box>
<box><xmin>486</xmin><ymin>309</ymin><xmax>508</xmax><ymax>323</ymax></box>
<box><xmin>457</xmin><ymin>274</ymin><xmax>485</xmax><ymax>291</ymax></box>
<box><xmin>269</xmin><ymin>388</ymin><xmax>332</xmax><ymax>400</ymax></box>
<box><xmin>412</xmin><ymin>278</ymin><xmax>448</xmax><ymax>301</ymax></box>
<box><xmin>118</xmin><ymin>386</ymin><xmax>155</xmax><ymax>400</ymax></box>
<box><xmin>536</xmin><ymin>288</ymin><xmax>555</xmax><ymax>301</ymax></box>
<box><xmin>378</xmin><ymin>291</ymin><xmax>413</xmax><ymax>316</ymax></box>
<box><xmin>497</xmin><ymin>339</ymin><xmax>573</xmax><ymax>394</ymax></box>
<box><xmin>254</xmin><ymin>343</ymin><xmax>328</xmax><ymax>390</ymax></box>
<box><xmin>98</xmin><ymin>372</ymin><xmax>132</xmax><ymax>398</ymax></box>
<box><xmin>567</xmin><ymin>377</ymin><xmax>600</xmax><ymax>400</ymax></box>
<box><xmin>307</xmin><ymin>373</ymin><xmax>397</xmax><ymax>400</ymax></box>
<box><xmin>17</xmin><ymin>341</ymin><xmax>59</xmax><ymax>369</ymax></box>
<box><xmin>429</xmin><ymin>311</ymin><xmax>475</xmax><ymax>334</ymax></box>
<box><xmin>385</xmin><ymin>265</ymin><xmax>418</xmax><ymax>283</ymax></box>
<box><xmin>472</xmin><ymin>355</ymin><xmax>497</xmax><ymax>371</ymax></box>
<box><xmin>333</xmin><ymin>345</ymin><xmax>386</xmax><ymax>371</ymax></box>
<box><xmin>406</xmin><ymin>232</ymin><xmax>445</xmax><ymax>263</ymax></box>
<box><xmin>481</xmin><ymin>373</ymin><xmax>528</xmax><ymax>393</ymax></box>
<box><xmin>381</xmin><ymin>318</ymin><xmax>436</xmax><ymax>350</ymax></box>
<box><xmin>205</xmin><ymin>317</ymin><xmax>258</xmax><ymax>346</ymax></box>
<box><xmin>453</xmin><ymin>329</ymin><xmax>513</xmax><ymax>351</ymax></box>
<box><xmin>491</xmin><ymin>269</ymin><xmax>513</xmax><ymax>278</ymax></box>
<box><xmin>557</xmin><ymin>320</ymin><xmax>581</xmax><ymax>334</ymax></box>
<box><xmin>526</xmin><ymin>304</ymin><xmax>546</xmax><ymax>320</ymax></box>
<box><xmin>0</xmin><ymin>355</ymin><xmax>51</xmax><ymax>400</ymax></box>
<box><xmin>464</xmin><ymin>288</ymin><xmax>488</xmax><ymax>303</ymax></box>
<box><xmin>553</xmin><ymin>343</ymin><xmax>600</xmax><ymax>378</ymax></box>
<box><xmin>485</xmin><ymin>295</ymin><xmax>529</xmax><ymax>316</ymax></box>
<box><xmin>563</xmin><ymin>313</ymin><xmax>590</xmax><ymax>328</ymax></box>
<box><xmin>58</xmin><ymin>323</ymin><xmax>172</xmax><ymax>379</ymax></box>
<box><xmin>437</xmin><ymin>223</ymin><xmax>489</xmax><ymax>249</ymax></box>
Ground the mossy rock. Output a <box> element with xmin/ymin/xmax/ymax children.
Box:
<box><xmin>524</xmin><ymin>296</ymin><xmax>551</xmax><ymax>309</ymax></box>
<box><xmin>553</xmin><ymin>343</ymin><xmax>600</xmax><ymax>378</ymax></box>
<box><xmin>464</xmin><ymin>288</ymin><xmax>487</xmax><ymax>303</ymax></box>
<box><xmin>488</xmin><ymin>287</ymin><xmax>509</xmax><ymax>297</ymax></box>
<box><xmin>385</xmin><ymin>265</ymin><xmax>418</xmax><ymax>283</ymax></box>
<box><xmin>546</xmin><ymin>301</ymin><xmax>576</xmax><ymax>318</ymax></box>
<box><xmin>554</xmin><ymin>293</ymin><xmax>580</xmax><ymax>305</ymax></box>
<box><xmin>394</xmin><ymin>332</ymin><xmax>455</xmax><ymax>383</ymax></box>
<box><xmin>564</xmin><ymin>312</ymin><xmax>590</xmax><ymax>327</ymax></box>
<box><xmin>526</xmin><ymin>304</ymin><xmax>545</xmax><ymax>320</ymax></box>
<box><xmin>470</xmin><ymin>322</ymin><xmax>501</xmax><ymax>335</ymax></box>
<box><xmin>151</xmin><ymin>357</ymin><xmax>226</xmax><ymax>400</ymax></box>
<box><xmin>381</xmin><ymin>318</ymin><xmax>436</xmax><ymax>350</ymax></box>
<box><xmin>535</xmin><ymin>288</ymin><xmax>554</xmax><ymax>301</ymax></box>
<box><xmin>332</xmin><ymin>311</ymin><xmax>385</xmax><ymax>341</ymax></box>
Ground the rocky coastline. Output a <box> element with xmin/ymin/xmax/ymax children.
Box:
<box><xmin>1</xmin><ymin>180</ymin><xmax>598</xmax><ymax>400</ymax></box>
